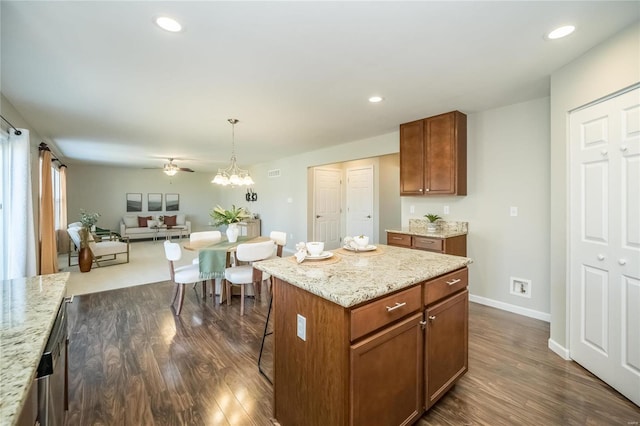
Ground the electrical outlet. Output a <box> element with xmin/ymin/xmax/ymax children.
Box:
<box><xmin>297</xmin><ymin>314</ymin><xmax>306</xmax><ymax>341</ymax></box>
<box><xmin>510</xmin><ymin>277</ymin><xmax>531</xmax><ymax>298</ymax></box>
<box><xmin>444</xmin><ymin>205</ymin><xmax>450</xmax><ymax>215</ymax></box>
<box><xmin>287</xmin><ymin>197</ymin><xmax>293</xmax><ymax>203</ymax></box>
<box><xmin>510</xmin><ymin>206</ymin><xmax>518</xmax><ymax>217</ymax></box>
<box><xmin>410</xmin><ymin>205</ymin><xmax>415</xmax><ymax>214</ymax></box>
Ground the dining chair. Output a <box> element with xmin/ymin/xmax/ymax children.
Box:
<box><xmin>164</xmin><ymin>240</ymin><xmax>203</xmax><ymax>315</ymax></box>
<box><xmin>269</xmin><ymin>230</ymin><xmax>287</xmax><ymax>258</ymax></box>
<box><xmin>259</xmin><ymin>231</ymin><xmax>287</xmax><ymax>383</ymax></box>
<box><xmin>224</xmin><ymin>240</ymin><xmax>276</xmax><ymax>316</ymax></box>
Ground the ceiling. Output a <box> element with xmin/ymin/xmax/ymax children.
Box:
<box><xmin>2</xmin><ymin>1</ymin><xmax>638</xmax><ymax>173</ymax></box>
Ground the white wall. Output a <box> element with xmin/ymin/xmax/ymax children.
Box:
<box><xmin>400</xmin><ymin>98</ymin><xmax>551</xmax><ymax>317</ymax></box>
<box><xmin>66</xmin><ymin>165</ymin><xmax>225</xmax><ymax>232</ymax></box>
<box><xmin>549</xmin><ymin>22</ymin><xmax>640</xmax><ymax>353</ymax></box>
<box><xmin>220</xmin><ymin>132</ymin><xmax>400</xmax><ymax>247</ymax></box>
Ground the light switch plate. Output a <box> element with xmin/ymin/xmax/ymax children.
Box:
<box><xmin>297</xmin><ymin>314</ymin><xmax>306</xmax><ymax>341</ymax></box>
<box><xmin>510</xmin><ymin>206</ymin><xmax>518</xmax><ymax>217</ymax></box>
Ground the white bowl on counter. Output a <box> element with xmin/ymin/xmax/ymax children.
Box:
<box><xmin>306</xmin><ymin>241</ymin><xmax>325</xmax><ymax>256</ymax></box>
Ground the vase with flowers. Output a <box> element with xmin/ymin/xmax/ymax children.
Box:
<box><xmin>210</xmin><ymin>205</ymin><xmax>250</xmax><ymax>243</ymax></box>
<box><xmin>78</xmin><ymin>210</ymin><xmax>100</xmax><ymax>272</ymax></box>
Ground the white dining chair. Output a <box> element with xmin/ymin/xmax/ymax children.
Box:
<box><xmin>164</xmin><ymin>240</ymin><xmax>203</xmax><ymax>315</ymax></box>
<box><xmin>224</xmin><ymin>240</ymin><xmax>275</xmax><ymax>316</ymax></box>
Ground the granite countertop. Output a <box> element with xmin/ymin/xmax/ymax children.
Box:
<box><xmin>386</xmin><ymin>227</ymin><xmax>467</xmax><ymax>239</ymax></box>
<box><xmin>253</xmin><ymin>244</ymin><xmax>471</xmax><ymax>308</ymax></box>
<box><xmin>0</xmin><ymin>272</ymin><xmax>69</xmax><ymax>426</ymax></box>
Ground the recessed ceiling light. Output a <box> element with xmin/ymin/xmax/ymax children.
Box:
<box><xmin>369</xmin><ymin>96</ymin><xmax>383</xmax><ymax>103</ymax></box>
<box><xmin>156</xmin><ymin>16</ymin><xmax>182</xmax><ymax>33</ymax></box>
<box><xmin>547</xmin><ymin>25</ymin><xmax>575</xmax><ymax>40</ymax></box>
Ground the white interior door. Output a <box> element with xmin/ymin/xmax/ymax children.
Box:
<box><xmin>313</xmin><ymin>168</ymin><xmax>342</xmax><ymax>249</ymax></box>
<box><xmin>569</xmin><ymin>86</ymin><xmax>640</xmax><ymax>406</ymax></box>
<box><xmin>346</xmin><ymin>166</ymin><xmax>374</xmax><ymax>241</ymax></box>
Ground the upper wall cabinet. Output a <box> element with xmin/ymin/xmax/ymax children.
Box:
<box><xmin>400</xmin><ymin>111</ymin><xmax>467</xmax><ymax>196</ymax></box>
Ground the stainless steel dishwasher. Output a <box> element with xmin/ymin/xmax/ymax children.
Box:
<box><xmin>36</xmin><ymin>300</ymin><xmax>68</xmax><ymax>426</ymax></box>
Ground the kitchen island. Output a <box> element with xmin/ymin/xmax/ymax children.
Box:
<box><xmin>254</xmin><ymin>245</ymin><xmax>472</xmax><ymax>426</ymax></box>
<box><xmin>0</xmin><ymin>273</ymin><xmax>69</xmax><ymax>426</ymax></box>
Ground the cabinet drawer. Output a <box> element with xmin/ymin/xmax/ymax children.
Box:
<box><xmin>387</xmin><ymin>232</ymin><xmax>412</xmax><ymax>247</ymax></box>
<box><xmin>412</xmin><ymin>236</ymin><xmax>443</xmax><ymax>252</ymax></box>
<box><xmin>424</xmin><ymin>267</ymin><xmax>468</xmax><ymax>306</ymax></box>
<box><xmin>351</xmin><ymin>285</ymin><xmax>422</xmax><ymax>341</ymax></box>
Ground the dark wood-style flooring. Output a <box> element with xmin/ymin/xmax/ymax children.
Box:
<box><xmin>65</xmin><ymin>281</ymin><xmax>639</xmax><ymax>425</ymax></box>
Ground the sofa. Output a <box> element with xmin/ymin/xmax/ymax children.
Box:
<box><xmin>120</xmin><ymin>214</ymin><xmax>191</xmax><ymax>240</ymax></box>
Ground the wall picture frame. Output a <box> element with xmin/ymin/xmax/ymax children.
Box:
<box><xmin>126</xmin><ymin>193</ymin><xmax>142</xmax><ymax>212</ymax></box>
<box><xmin>165</xmin><ymin>193</ymin><xmax>179</xmax><ymax>211</ymax></box>
<box><xmin>148</xmin><ymin>193</ymin><xmax>162</xmax><ymax>211</ymax></box>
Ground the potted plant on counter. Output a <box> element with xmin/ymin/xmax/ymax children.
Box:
<box><xmin>424</xmin><ymin>213</ymin><xmax>442</xmax><ymax>232</ymax></box>
<box><xmin>210</xmin><ymin>205</ymin><xmax>251</xmax><ymax>243</ymax></box>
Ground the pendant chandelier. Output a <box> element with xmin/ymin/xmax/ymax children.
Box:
<box><xmin>212</xmin><ymin>118</ymin><xmax>255</xmax><ymax>186</ymax></box>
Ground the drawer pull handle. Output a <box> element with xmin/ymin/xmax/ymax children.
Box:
<box><xmin>386</xmin><ymin>302</ymin><xmax>407</xmax><ymax>312</ymax></box>
<box><xmin>392</xmin><ymin>237</ymin><xmax>403</xmax><ymax>240</ymax></box>
<box><xmin>428</xmin><ymin>315</ymin><xmax>436</xmax><ymax>321</ymax></box>
<box><xmin>419</xmin><ymin>240</ymin><xmax>434</xmax><ymax>244</ymax></box>
<box><xmin>446</xmin><ymin>278</ymin><xmax>461</xmax><ymax>286</ymax></box>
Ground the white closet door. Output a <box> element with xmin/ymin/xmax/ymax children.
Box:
<box><xmin>569</xmin><ymin>86</ymin><xmax>640</xmax><ymax>406</ymax></box>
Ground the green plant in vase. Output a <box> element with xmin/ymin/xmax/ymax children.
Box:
<box><xmin>210</xmin><ymin>205</ymin><xmax>250</xmax><ymax>243</ymax></box>
<box><xmin>424</xmin><ymin>213</ymin><xmax>442</xmax><ymax>232</ymax></box>
<box><xmin>79</xmin><ymin>210</ymin><xmax>100</xmax><ymax>247</ymax></box>
<box><xmin>210</xmin><ymin>205</ymin><xmax>251</xmax><ymax>226</ymax></box>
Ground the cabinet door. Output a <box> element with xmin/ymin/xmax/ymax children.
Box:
<box><xmin>425</xmin><ymin>289</ymin><xmax>468</xmax><ymax>409</ymax></box>
<box><xmin>399</xmin><ymin>120</ymin><xmax>425</xmax><ymax>195</ymax></box>
<box><xmin>351</xmin><ymin>313</ymin><xmax>424</xmax><ymax>426</ymax></box>
<box><xmin>425</xmin><ymin>112</ymin><xmax>458</xmax><ymax>194</ymax></box>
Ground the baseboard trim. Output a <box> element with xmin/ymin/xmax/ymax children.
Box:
<box><xmin>469</xmin><ymin>294</ymin><xmax>551</xmax><ymax>322</ymax></box>
<box><xmin>548</xmin><ymin>338</ymin><xmax>571</xmax><ymax>360</ymax></box>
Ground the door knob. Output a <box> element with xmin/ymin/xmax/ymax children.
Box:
<box><xmin>618</xmin><ymin>259</ymin><xmax>627</xmax><ymax>265</ymax></box>
<box><xmin>428</xmin><ymin>315</ymin><xmax>436</xmax><ymax>321</ymax></box>
<box><xmin>316</xmin><ymin>215</ymin><xmax>321</xmax><ymax>219</ymax></box>
<box><xmin>601</xmin><ymin>149</ymin><xmax>608</xmax><ymax>156</ymax></box>
<box><xmin>597</xmin><ymin>254</ymin><xmax>605</xmax><ymax>260</ymax></box>
<box><xmin>367</xmin><ymin>215</ymin><xmax>371</xmax><ymax>219</ymax></box>
<box><xmin>620</xmin><ymin>145</ymin><xmax>628</xmax><ymax>152</ymax></box>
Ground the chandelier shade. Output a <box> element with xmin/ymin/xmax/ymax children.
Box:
<box><xmin>212</xmin><ymin>119</ymin><xmax>254</xmax><ymax>186</ymax></box>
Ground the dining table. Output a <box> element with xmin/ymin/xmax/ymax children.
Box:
<box><xmin>183</xmin><ymin>235</ymin><xmax>270</xmax><ymax>303</ymax></box>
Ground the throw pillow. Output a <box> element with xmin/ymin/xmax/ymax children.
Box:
<box><xmin>164</xmin><ymin>215</ymin><xmax>177</xmax><ymax>226</ymax></box>
<box><xmin>176</xmin><ymin>214</ymin><xmax>186</xmax><ymax>226</ymax></box>
<box><xmin>138</xmin><ymin>216</ymin><xmax>152</xmax><ymax>227</ymax></box>
<box><xmin>123</xmin><ymin>216</ymin><xmax>137</xmax><ymax>227</ymax></box>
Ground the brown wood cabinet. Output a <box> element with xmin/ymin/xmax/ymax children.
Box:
<box><xmin>387</xmin><ymin>231</ymin><xmax>467</xmax><ymax>257</ymax></box>
<box><xmin>351</xmin><ymin>313</ymin><xmax>424</xmax><ymax>426</ymax></box>
<box><xmin>272</xmin><ymin>266</ymin><xmax>469</xmax><ymax>426</ymax></box>
<box><xmin>425</xmin><ymin>289</ymin><xmax>468</xmax><ymax>408</ymax></box>
<box><xmin>400</xmin><ymin>111</ymin><xmax>467</xmax><ymax>196</ymax></box>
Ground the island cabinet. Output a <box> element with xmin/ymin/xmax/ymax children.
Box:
<box><xmin>400</xmin><ymin>110</ymin><xmax>467</xmax><ymax>196</ymax></box>
<box><xmin>271</xmin><ymin>266</ymin><xmax>469</xmax><ymax>426</ymax></box>
<box><xmin>423</xmin><ymin>268</ymin><xmax>469</xmax><ymax>408</ymax></box>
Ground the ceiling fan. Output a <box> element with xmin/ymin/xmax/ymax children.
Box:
<box><xmin>162</xmin><ymin>158</ymin><xmax>194</xmax><ymax>176</ymax></box>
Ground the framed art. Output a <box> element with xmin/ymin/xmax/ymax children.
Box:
<box><xmin>148</xmin><ymin>193</ymin><xmax>162</xmax><ymax>211</ymax></box>
<box><xmin>126</xmin><ymin>193</ymin><xmax>142</xmax><ymax>212</ymax></box>
<box><xmin>165</xmin><ymin>193</ymin><xmax>179</xmax><ymax>211</ymax></box>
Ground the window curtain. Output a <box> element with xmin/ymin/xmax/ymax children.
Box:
<box><xmin>39</xmin><ymin>147</ymin><xmax>58</xmax><ymax>274</ymax></box>
<box><xmin>56</xmin><ymin>165</ymin><xmax>69</xmax><ymax>253</ymax></box>
<box><xmin>0</xmin><ymin>128</ymin><xmax>37</xmax><ymax>279</ymax></box>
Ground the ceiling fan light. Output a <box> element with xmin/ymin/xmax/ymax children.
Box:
<box><xmin>243</xmin><ymin>175</ymin><xmax>255</xmax><ymax>186</ymax></box>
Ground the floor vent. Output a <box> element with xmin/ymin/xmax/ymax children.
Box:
<box><xmin>267</xmin><ymin>169</ymin><xmax>281</xmax><ymax>178</ymax></box>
